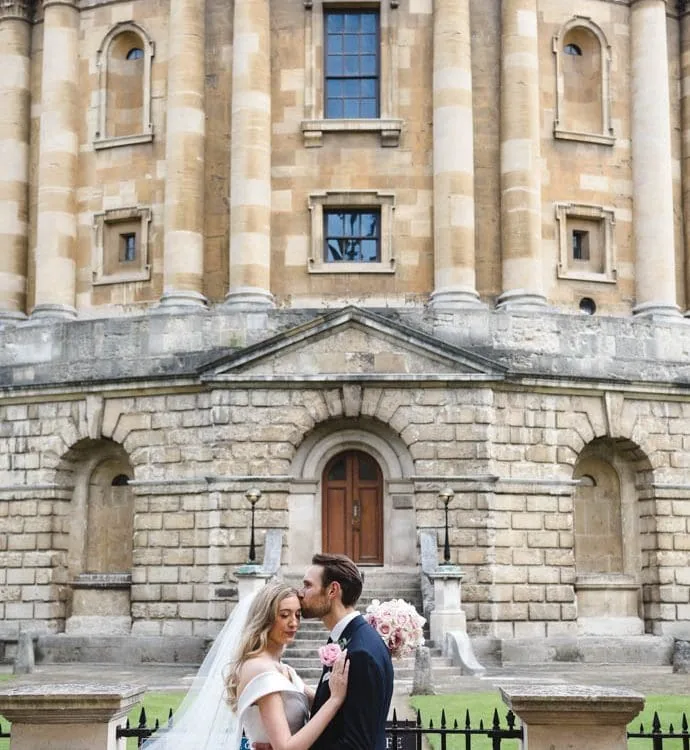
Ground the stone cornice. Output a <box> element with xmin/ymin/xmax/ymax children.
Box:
<box><xmin>41</xmin><ymin>0</ymin><xmax>77</xmax><ymax>9</ymax></box>
<box><xmin>0</xmin><ymin>1</ymin><xmax>33</xmax><ymax>21</ymax></box>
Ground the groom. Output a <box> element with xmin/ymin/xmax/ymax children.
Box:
<box><xmin>299</xmin><ymin>553</ymin><xmax>394</xmax><ymax>750</ymax></box>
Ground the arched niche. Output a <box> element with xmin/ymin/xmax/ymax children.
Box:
<box><xmin>288</xmin><ymin>419</ymin><xmax>415</xmax><ymax>569</ymax></box>
<box><xmin>552</xmin><ymin>17</ymin><xmax>614</xmax><ymax>146</ymax></box>
<box><xmin>94</xmin><ymin>22</ymin><xmax>155</xmax><ymax>149</ymax></box>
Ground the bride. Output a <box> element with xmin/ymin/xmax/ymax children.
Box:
<box><xmin>143</xmin><ymin>581</ymin><xmax>348</xmax><ymax>750</ymax></box>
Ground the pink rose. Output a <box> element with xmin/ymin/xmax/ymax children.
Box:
<box><xmin>318</xmin><ymin>643</ymin><xmax>342</xmax><ymax>668</ymax></box>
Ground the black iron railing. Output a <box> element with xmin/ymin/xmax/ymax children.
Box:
<box><xmin>627</xmin><ymin>710</ymin><xmax>690</xmax><ymax>749</ymax></box>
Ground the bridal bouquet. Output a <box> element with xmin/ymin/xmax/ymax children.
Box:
<box><xmin>364</xmin><ymin>598</ymin><xmax>426</xmax><ymax>659</ymax></box>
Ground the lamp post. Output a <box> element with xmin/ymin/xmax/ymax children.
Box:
<box><xmin>245</xmin><ymin>488</ymin><xmax>262</xmax><ymax>563</ymax></box>
<box><xmin>438</xmin><ymin>487</ymin><xmax>454</xmax><ymax>564</ymax></box>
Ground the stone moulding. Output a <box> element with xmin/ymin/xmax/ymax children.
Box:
<box><xmin>0</xmin><ymin>1</ymin><xmax>33</xmax><ymax>20</ymax></box>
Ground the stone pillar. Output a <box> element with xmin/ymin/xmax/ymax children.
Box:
<box><xmin>0</xmin><ymin>2</ymin><xmax>31</xmax><ymax>323</ymax></box>
<box><xmin>0</xmin><ymin>683</ymin><xmax>144</xmax><ymax>750</ymax></box>
<box><xmin>631</xmin><ymin>0</ymin><xmax>680</xmax><ymax>318</ymax></box>
<box><xmin>225</xmin><ymin>0</ymin><xmax>274</xmax><ymax>309</ymax></box>
<box><xmin>428</xmin><ymin>566</ymin><xmax>466</xmax><ymax>646</ymax></box>
<box><xmin>500</xmin><ymin>684</ymin><xmax>644</xmax><ymax>750</ymax></box>
<box><xmin>32</xmin><ymin>0</ymin><xmax>79</xmax><ymax>320</ymax></box>
<box><xmin>160</xmin><ymin>0</ymin><xmax>208</xmax><ymax>309</ymax></box>
<box><xmin>235</xmin><ymin>564</ymin><xmax>271</xmax><ymax>600</ymax></box>
<box><xmin>429</xmin><ymin>0</ymin><xmax>480</xmax><ymax>310</ymax></box>
<box><xmin>497</xmin><ymin>0</ymin><xmax>546</xmax><ymax>310</ymax></box>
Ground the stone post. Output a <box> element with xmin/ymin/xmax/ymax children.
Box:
<box><xmin>0</xmin><ymin>1</ymin><xmax>31</xmax><ymax>322</ymax></box>
<box><xmin>428</xmin><ymin>566</ymin><xmax>466</xmax><ymax>647</ymax></box>
<box><xmin>631</xmin><ymin>0</ymin><xmax>680</xmax><ymax>318</ymax></box>
<box><xmin>225</xmin><ymin>0</ymin><xmax>274</xmax><ymax>310</ymax></box>
<box><xmin>429</xmin><ymin>0</ymin><xmax>480</xmax><ymax>310</ymax></box>
<box><xmin>0</xmin><ymin>683</ymin><xmax>144</xmax><ymax>750</ymax></box>
<box><xmin>32</xmin><ymin>0</ymin><xmax>80</xmax><ymax>320</ymax></box>
<box><xmin>235</xmin><ymin>564</ymin><xmax>272</xmax><ymax>601</ymax></box>
<box><xmin>497</xmin><ymin>0</ymin><xmax>546</xmax><ymax>310</ymax></box>
<box><xmin>500</xmin><ymin>684</ymin><xmax>644</xmax><ymax>750</ymax></box>
<box><xmin>159</xmin><ymin>0</ymin><xmax>208</xmax><ymax>309</ymax></box>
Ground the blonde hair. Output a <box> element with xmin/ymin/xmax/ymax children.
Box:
<box><xmin>225</xmin><ymin>582</ymin><xmax>299</xmax><ymax>710</ymax></box>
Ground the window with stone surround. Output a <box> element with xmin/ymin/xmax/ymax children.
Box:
<box><xmin>94</xmin><ymin>23</ymin><xmax>155</xmax><ymax>149</ymax></box>
<box><xmin>93</xmin><ymin>206</ymin><xmax>152</xmax><ymax>285</ymax></box>
<box><xmin>555</xmin><ymin>202</ymin><xmax>616</xmax><ymax>283</ymax></box>
<box><xmin>308</xmin><ymin>191</ymin><xmax>395</xmax><ymax>273</ymax></box>
<box><xmin>552</xmin><ymin>18</ymin><xmax>614</xmax><ymax>146</ymax></box>
<box><xmin>302</xmin><ymin>0</ymin><xmax>402</xmax><ymax>147</ymax></box>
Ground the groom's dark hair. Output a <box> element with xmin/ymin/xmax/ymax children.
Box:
<box><xmin>312</xmin><ymin>553</ymin><xmax>363</xmax><ymax>607</ymax></box>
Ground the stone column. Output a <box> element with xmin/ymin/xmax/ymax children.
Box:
<box><xmin>497</xmin><ymin>0</ymin><xmax>546</xmax><ymax>310</ymax></box>
<box><xmin>0</xmin><ymin>2</ymin><xmax>31</xmax><ymax>323</ymax></box>
<box><xmin>225</xmin><ymin>0</ymin><xmax>274</xmax><ymax>309</ymax></box>
<box><xmin>631</xmin><ymin>0</ymin><xmax>680</xmax><ymax>318</ymax></box>
<box><xmin>160</xmin><ymin>0</ymin><xmax>208</xmax><ymax>309</ymax></box>
<box><xmin>429</xmin><ymin>0</ymin><xmax>480</xmax><ymax>310</ymax></box>
<box><xmin>500</xmin><ymin>684</ymin><xmax>644</xmax><ymax>750</ymax></box>
<box><xmin>32</xmin><ymin>0</ymin><xmax>79</xmax><ymax>320</ymax></box>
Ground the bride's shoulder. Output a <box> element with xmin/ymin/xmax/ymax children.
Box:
<box><xmin>238</xmin><ymin>655</ymin><xmax>276</xmax><ymax>684</ymax></box>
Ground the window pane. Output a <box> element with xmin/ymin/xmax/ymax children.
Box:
<box><xmin>358</xmin><ymin>456</ymin><xmax>377</xmax><ymax>481</ymax></box>
<box><xmin>361</xmin><ymin>34</ymin><xmax>377</xmax><ymax>55</ymax></box>
<box><xmin>344</xmin><ymin>34</ymin><xmax>359</xmax><ymax>54</ymax></box>
<box><xmin>324</xmin><ymin>209</ymin><xmax>382</xmax><ymax>264</ymax></box>
<box><xmin>361</xmin><ymin>13</ymin><xmax>377</xmax><ymax>34</ymax></box>
<box><xmin>344</xmin><ymin>55</ymin><xmax>359</xmax><ymax>76</ymax></box>
<box><xmin>328</xmin><ymin>458</ymin><xmax>346</xmax><ymax>481</ymax></box>
<box><xmin>343</xmin><ymin>99</ymin><xmax>360</xmax><ymax>118</ymax></box>
<box><xmin>326</xmin><ymin>212</ymin><xmax>344</xmax><ymax>235</ymax></box>
<box><xmin>344</xmin><ymin>13</ymin><xmax>360</xmax><ymax>33</ymax></box>
<box><xmin>360</xmin><ymin>99</ymin><xmax>377</xmax><ymax>118</ymax></box>
<box><xmin>361</xmin><ymin>239</ymin><xmax>378</xmax><ymax>261</ymax></box>
<box><xmin>363</xmin><ymin>213</ymin><xmax>379</xmax><ymax>236</ymax></box>
<box><xmin>343</xmin><ymin>79</ymin><xmax>359</xmax><ymax>98</ymax></box>
<box><xmin>326</xmin><ymin>13</ymin><xmax>343</xmax><ymax>33</ymax></box>
<box><xmin>327</xmin><ymin>36</ymin><xmax>343</xmax><ymax>55</ymax></box>
<box><xmin>326</xmin><ymin>56</ymin><xmax>343</xmax><ymax>76</ymax></box>
<box><xmin>361</xmin><ymin>56</ymin><xmax>377</xmax><ymax>76</ymax></box>
<box><xmin>326</xmin><ymin>99</ymin><xmax>344</xmax><ymax>118</ymax></box>
<box><xmin>361</xmin><ymin>79</ymin><xmax>376</xmax><ymax>98</ymax></box>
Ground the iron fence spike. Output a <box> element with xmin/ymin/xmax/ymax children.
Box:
<box><xmin>653</xmin><ymin>712</ymin><xmax>661</xmax><ymax>732</ymax></box>
<box><xmin>683</xmin><ymin>713</ymin><xmax>689</xmax><ymax>732</ymax></box>
<box><xmin>139</xmin><ymin>707</ymin><xmax>147</xmax><ymax>727</ymax></box>
<box><xmin>465</xmin><ymin>709</ymin><xmax>471</xmax><ymax>729</ymax></box>
<box><xmin>441</xmin><ymin>709</ymin><xmax>446</xmax><ymax>728</ymax></box>
<box><xmin>492</xmin><ymin>708</ymin><xmax>500</xmax><ymax>729</ymax></box>
<box><xmin>392</xmin><ymin>708</ymin><xmax>398</xmax><ymax>723</ymax></box>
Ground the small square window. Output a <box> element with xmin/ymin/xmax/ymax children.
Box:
<box><xmin>308</xmin><ymin>191</ymin><xmax>395</xmax><ymax>274</ymax></box>
<box><xmin>556</xmin><ymin>202</ymin><xmax>616</xmax><ymax>283</ymax></box>
<box><xmin>93</xmin><ymin>206</ymin><xmax>151</xmax><ymax>285</ymax></box>
<box><xmin>324</xmin><ymin>209</ymin><xmax>381</xmax><ymax>263</ymax></box>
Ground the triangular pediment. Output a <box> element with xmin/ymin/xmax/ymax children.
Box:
<box><xmin>200</xmin><ymin>307</ymin><xmax>506</xmax><ymax>383</ymax></box>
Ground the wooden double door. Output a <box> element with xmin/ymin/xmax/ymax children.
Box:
<box><xmin>322</xmin><ymin>450</ymin><xmax>383</xmax><ymax>565</ymax></box>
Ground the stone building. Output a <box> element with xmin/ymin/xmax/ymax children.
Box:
<box><xmin>1</xmin><ymin>0</ymin><xmax>690</xmax><ymax>660</ymax></box>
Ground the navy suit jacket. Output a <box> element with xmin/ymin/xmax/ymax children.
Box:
<box><xmin>310</xmin><ymin>614</ymin><xmax>394</xmax><ymax>750</ymax></box>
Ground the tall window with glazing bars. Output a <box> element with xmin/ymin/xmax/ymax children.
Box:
<box><xmin>324</xmin><ymin>10</ymin><xmax>379</xmax><ymax>119</ymax></box>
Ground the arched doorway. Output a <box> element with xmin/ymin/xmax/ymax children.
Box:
<box><xmin>322</xmin><ymin>450</ymin><xmax>383</xmax><ymax>564</ymax></box>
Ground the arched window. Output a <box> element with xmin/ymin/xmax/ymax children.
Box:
<box><xmin>553</xmin><ymin>19</ymin><xmax>613</xmax><ymax>145</ymax></box>
<box><xmin>95</xmin><ymin>23</ymin><xmax>155</xmax><ymax>148</ymax></box>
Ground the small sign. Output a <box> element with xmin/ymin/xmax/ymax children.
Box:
<box><xmin>385</xmin><ymin>720</ymin><xmax>417</xmax><ymax>750</ymax></box>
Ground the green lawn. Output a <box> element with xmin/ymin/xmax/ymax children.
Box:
<box><xmin>410</xmin><ymin>693</ymin><xmax>690</xmax><ymax>750</ymax></box>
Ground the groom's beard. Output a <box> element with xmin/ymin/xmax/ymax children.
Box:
<box><xmin>299</xmin><ymin>593</ymin><xmax>332</xmax><ymax>620</ymax></box>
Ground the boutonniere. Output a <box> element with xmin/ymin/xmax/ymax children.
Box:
<box><xmin>318</xmin><ymin>637</ymin><xmax>349</xmax><ymax>667</ymax></box>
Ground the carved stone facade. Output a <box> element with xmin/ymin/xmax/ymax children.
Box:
<box><xmin>1</xmin><ymin>0</ymin><xmax>690</xmax><ymax>654</ymax></box>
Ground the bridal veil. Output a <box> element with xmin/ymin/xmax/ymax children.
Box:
<box><xmin>142</xmin><ymin>593</ymin><xmax>256</xmax><ymax>750</ymax></box>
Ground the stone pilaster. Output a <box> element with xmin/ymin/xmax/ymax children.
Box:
<box><xmin>631</xmin><ymin>0</ymin><xmax>680</xmax><ymax>318</ymax></box>
<box><xmin>497</xmin><ymin>0</ymin><xmax>546</xmax><ymax>310</ymax></box>
<box><xmin>428</xmin><ymin>0</ymin><xmax>481</xmax><ymax>310</ymax></box>
<box><xmin>159</xmin><ymin>0</ymin><xmax>208</xmax><ymax>309</ymax></box>
<box><xmin>680</xmin><ymin>1</ymin><xmax>690</xmax><ymax>315</ymax></box>
<box><xmin>32</xmin><ymin>0</ymin><xmax>79</xmax><ymax>320</ymax></box>
<box><xmin>0</xmin><ymin>1</ymin><xmax>32</xmax><ymax>322</ymax></box>
<box><xmin>224</xmin><ymin>0</ymin><xmax>274</xmax><ymax>310</ymax></box>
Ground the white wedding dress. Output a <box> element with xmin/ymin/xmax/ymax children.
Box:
<box><xmin>142</xmin><ymin>595</ymin><xmax>310</xmax><ymax>750</ymax></box>
<box><xmin>238</xmin><ymin>666</ymin><xmax>310</xmax><ymax>743</ymax></box>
